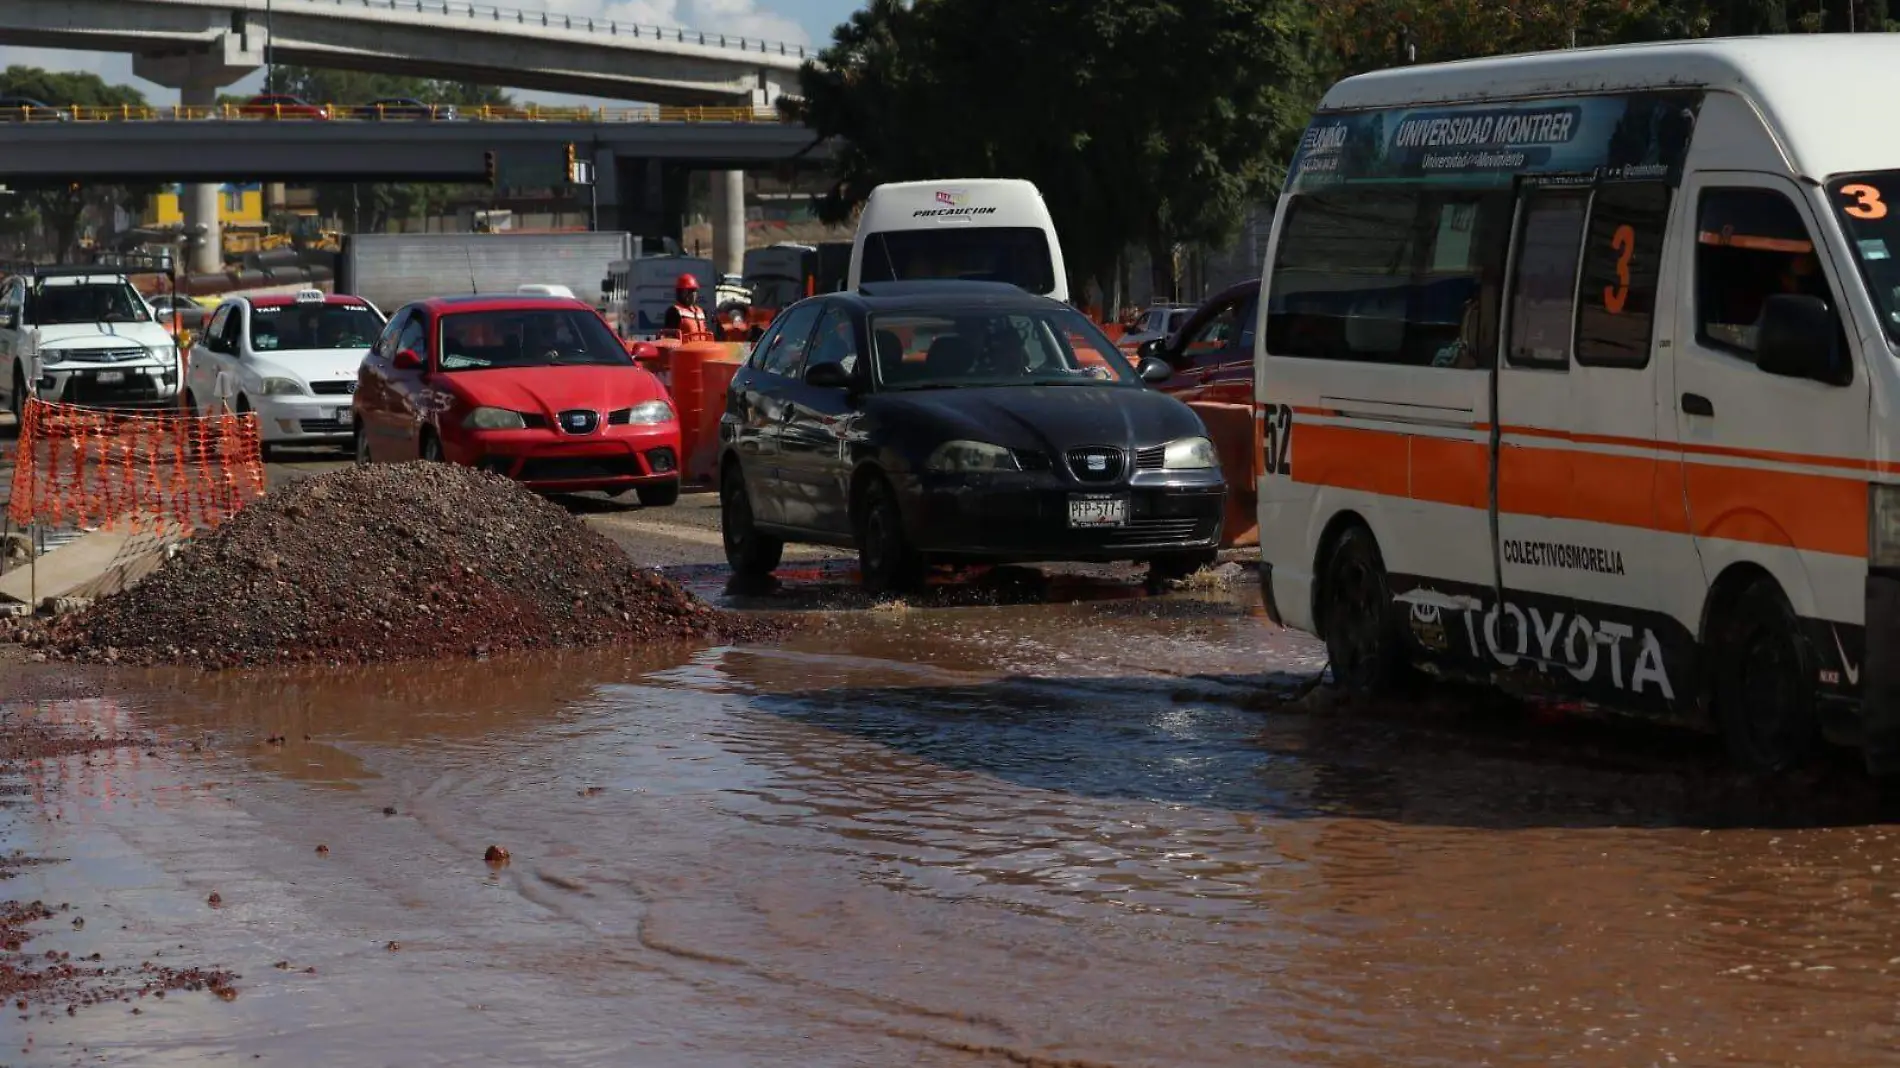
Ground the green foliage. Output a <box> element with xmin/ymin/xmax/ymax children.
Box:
<box><xmin>785</xmin><ymin>0</ymin><xmax>1319</xmax><ymax>298</ymax></box>
<box><xmin>0</xmin><ymin>66</ymin><xmax>153</xmax><ymax>261</ymax></box>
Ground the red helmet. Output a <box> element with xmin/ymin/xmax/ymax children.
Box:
<box><xmin>675</xmin><ymin>274</ymin><xmax>700</xmax><ymax>291</ymax></box>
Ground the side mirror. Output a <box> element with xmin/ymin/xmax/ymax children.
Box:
<box><xmin>599</xmin><ymin>278</ymin><xmax>612</xmax><ymax>294</ymax></box>
<box><xmin>1756</xmin><ymin>294</ymin><xmax>1845</xmax><ymax>384</ymax></box>
<box><xmin>628</xmin><ymin>341</ymin><xmax>660</xmax><ymax>361</ymax></box>
<box><xmin>0</xmin><ymin>311</ymin><xmax>15</xmax><ymax>330</ymax></box>
<box><xmin>805</xmin><ymin>361</ymin><xmax>853</xmax><ymax>390</ymax></box>
<box><xmin>1137</xmin><ymin>357</ymin><xmax>1172</xmax><ymax>384</ymax></box>
<box><xmin>1136</xmin><ymin>338</ymin><xmax>1166</xmax><ymax>362</ymax></box>
<box><xmin>393</xmin><ymin>348</ymin><xmax>424</xmax><ymax>370</ymax></box>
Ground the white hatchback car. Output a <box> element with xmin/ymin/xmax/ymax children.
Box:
<box><xmin>186</xmin><ymin>290</ymin><xmax>386</xmax><ymax>458</ymax></box>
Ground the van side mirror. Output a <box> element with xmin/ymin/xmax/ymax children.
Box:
<box><xmin>1756</xmin><ymin>294</ymin><xmax>1846</xmax><ymax>384</ymax></box>
<box><xmin>599</xmin><ymin>277</ymin><xmax>612</xmax><ymax>293</ymax></box>
<box><xmin>393</xmin><ymin>348</ymin><xmax>424</xmax><ymax>370</ymax></box>
<box><xmin>1136</xmin><ymin>338</ymin><xmax>1166</xmax><ymax>362</ymax></box>
<box><xmin>0</xmin><ymin>310</ymin><xmax>15</xmax><ymax>331</ymax></box>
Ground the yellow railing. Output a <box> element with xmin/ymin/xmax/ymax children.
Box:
<box><xmin>0</xmin><ymin>104</ymin><xmax>784</xmax><ymax>123</ymax></box>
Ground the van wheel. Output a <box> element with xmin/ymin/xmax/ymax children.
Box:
<box><xmin>353</xmin><ymin>421</ymin><xmax>371</xmax><ymax>466</ymax></box>
<box><xmin>9</xmin><ymin>365</ymin><xmax>24</xmax><ymax>425</ymax></box>
<box><xmin>721</xmin><ymin>463</ymin><xmax>782</xmax><ymax>578</ymax></box>
<box><xmin>1709</xmin><ymin>577</ymin><xmax>1819</xmax><ymax>773</ymax></box>
<box><xmin>1319</xmin><ymin>526</ymin><xmax>1409</xmax><ymax>694</ymax></box>
<box><xmin>857</xmin><ymin>476</ymin><xmax>923</xmax><ymax>596</ymax></box>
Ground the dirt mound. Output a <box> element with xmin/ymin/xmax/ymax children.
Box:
<box><xmin>26</xmin><ymin>463</ymin><xmax>775</xmax><ymax>668</ymax></box>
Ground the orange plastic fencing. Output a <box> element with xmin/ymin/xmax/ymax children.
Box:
<box><xmin>7</xmin><ymin>400</ymin><xmax>267</xmax><ymax>532</ymax></box>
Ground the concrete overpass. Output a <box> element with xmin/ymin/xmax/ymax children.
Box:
<box><xmin>3</xmin><ymin>0</ymin><xmax>820</xmax><ymax>272</ymax></box>
<box><xmin>3</xmin><ymin>0</ymin><xmax>809</xmax><ymax>106</ymax></box>
<box><xmin>0</xmin><ymin>117</ymin><xmax>830</xmax><ymax>242</ymax></box>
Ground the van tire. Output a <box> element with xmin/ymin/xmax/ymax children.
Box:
<box><xmin>1709</xmin><ymin>577</ymin><xmax>1819</xmax><ymax>774</ymax></box>
<box><xmin>1318</xmin><ymin>525</ymin><xmax>1409</xmax><ymax>695</ymax></box>
<box><xmin>9</xmin><ymin>365</ymin><xmax>23</xmax><ymax>426</ymax></box>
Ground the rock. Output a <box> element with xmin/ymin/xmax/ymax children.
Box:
<box><xmin>483</xmin><ymin>845</ymin><xmax>511</xmax><ymax>866</ymax></box>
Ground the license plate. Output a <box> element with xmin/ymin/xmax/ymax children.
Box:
<box><xmin>1068</xmin><ymin>495</ymin><xmax>1128</xmax><ymax>528</ymax></box>
<box><xmin>333</xmin><ymin>407</ymin><xmax>351</xmax><ymax>423</ymax></box>
<box><xmin>94</xmin><ymin>371</ymin><xmax>124</xmax><ymax>384</ymax></box>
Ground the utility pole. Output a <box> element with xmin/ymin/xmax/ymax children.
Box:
<box><xmin>264</xmin><ymin>0</ymin><xmax>275</xmax><ymax>93</ymax></box>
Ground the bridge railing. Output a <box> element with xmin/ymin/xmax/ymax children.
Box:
<box><xmin>270</xmin><ymin>0</ymin><xmax>813</xmax><ymax>58</ymax></box>
<box><xmin>0</xmin><ymin>104</ymin><xmax>786</xmax><ymax>123</ymax></box>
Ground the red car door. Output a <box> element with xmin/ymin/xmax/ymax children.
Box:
<box><xmin>361</xmin><ymin>309</ymin><xmax>430</xmax><ymax>461</ymax></box>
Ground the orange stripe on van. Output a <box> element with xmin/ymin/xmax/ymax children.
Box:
<box><xmin>1294</xmin><ymin>423</ymin><xmax>1409</xmax><ymax>497</ymax></box>
<box><xmin>1289</xmin><ymin>418</ymin><xmax>1869</xmax><ymax>557</ymax></box>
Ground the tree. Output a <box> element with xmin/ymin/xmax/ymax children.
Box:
<box><xmin>785</xmin><ymin>0</ymin><xmax>1318</xmax><ymax>300</ymax></box>
<box><xmin>0</xmin><ymin>66</ymin><xmax>155</xmax><ymax>261</ymax></box>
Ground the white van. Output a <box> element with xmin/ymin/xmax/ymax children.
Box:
<box><xmin>599</xmin><ymin>255</ymin><xmax>715</xmax><ymax>338</ymax></box>
<box><xmin>849</xmin><ymin>179</ymin><xmax>1069</xmax><ymax>302</ymax></box>
<box><xmin>1253</xmin><ymin>35</ymin><xmax>1900</xmax><ymax>777</ymax></box>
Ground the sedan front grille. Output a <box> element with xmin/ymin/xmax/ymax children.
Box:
<box><xmin>1066</xmin><ymin>446</ymin><xmax>1125</xmax><ymax>483</ymax></box>
<box><xmin>557</xmin><ymin>409</ymin><xmax>600</xmax><ymax>435</ymax></box>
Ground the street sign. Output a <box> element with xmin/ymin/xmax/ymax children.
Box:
<box><xmin>493</xmin><ymin>150</ymin><xmax>566</xmax><ymax>191</ymax></box>
<box><xmin>569</xmin><ymin>160</ymin><xmax>595</xmax><ymax>186</ymax></box>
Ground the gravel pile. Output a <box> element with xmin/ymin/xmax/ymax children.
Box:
<box><xmin>28</xmin><ymin>463</ymin><xmax>775</xmax><ymax>668</ymax></box>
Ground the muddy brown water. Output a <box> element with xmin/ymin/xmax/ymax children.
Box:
<box><xmin>4</xmin><ymin>575</ymin><xmax>1900</xmax><ymax>1066</ymax></box>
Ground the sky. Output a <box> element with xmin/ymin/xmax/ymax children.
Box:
<box><xmin>0</xmin><ymin>0</ymin><xmax>864</xmax><ymax>105</ymax></box>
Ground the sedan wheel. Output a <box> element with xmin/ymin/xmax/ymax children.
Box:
<box><xmin>721</xmin><ymin>464</ymin><xmax>783</xmax><ymax>578</ymax></box>
<box><xmin>857</xmin><ymin>477</ymin><xmax>923</xmax><ymax>596</ymax></box>
<box><xmin>353</xmin><ymin>422</ymin><xmax>371</xmax><ymax>465</ymax></box>
<box><xmin>420</xmin><ymin>433</ymin><xmax>443</xmax><ymax>463</ymax></box>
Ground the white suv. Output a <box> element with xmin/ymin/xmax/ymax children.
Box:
<box><xmin>186</xmin><ymin>290</ymin><xmax>385</xmax><ymax>458</ymax></box>
<box><xmin>0</xmin><ymin>270</ymin><xmax>183</xmax><ymax>418</ymax></box>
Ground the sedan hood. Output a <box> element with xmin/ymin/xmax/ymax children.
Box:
<box><xmin>253</xmin><ymin>349</ymin><xmax>371</xmax><ymax>384</ymax></box>
<box><xmin>446</xmin><ymin>365</ymin><xmax>667</xmax><ymax>417</ymax></box>
<box><xmin>872</xmin><ymin>384</ymin><xmax>1205</xmax><ymax>454</ymax></box>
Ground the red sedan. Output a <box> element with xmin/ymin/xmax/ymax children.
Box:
<box><xmin>353</xmin><ymin>294</ymin><xmax>682</xmax><ymax>506</ymax></box>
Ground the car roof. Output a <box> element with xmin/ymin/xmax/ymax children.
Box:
<box><xmin>245</xmin><ymin>292</ymin><xmax>376</xmax><ymax>309</ymax></box>
<box><xmin>843</xmin><ymin>280</ymin><xmax>1069</xmax><ymax>315</ymax></box>
<box><xmin>417</xmin><ymin>294</ymin><xmax>593</xmax><ymax>314</ymax></box>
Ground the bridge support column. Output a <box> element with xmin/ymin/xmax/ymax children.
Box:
<box><xmin>178</xmin><ymin>87</ymin><xmax>224</xmax><ymax>275</ymax></box>
<box><xmin>711</xmin><ymin>170</ymin><xmax>744</xmax><ymax>279</ymax></box>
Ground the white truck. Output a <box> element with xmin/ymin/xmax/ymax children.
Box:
<box><xmin>599</xmin><ymin>255</ymin><xmax>717</xmax><ymax>339</ymax></box>
<box><xmin>337</xmin><ymin>232</ymin><xmax>635</xmax><ymax>312</ymax></box>
<box><xmin>0</xmin><ymin>267</ymin><xmax>183</xmax><ymax>418</ymax></box>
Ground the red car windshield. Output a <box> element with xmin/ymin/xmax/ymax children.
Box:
<box><xmin>436</xmin><ymin>308</ymin><xmax>632</xmax><ymax>371</ymax></box>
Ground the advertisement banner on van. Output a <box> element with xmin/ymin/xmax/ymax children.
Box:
<box><xmin>1288</xmin><ymin>91</ymin><xmax>1702</xmax><ymax>193</ymax></box>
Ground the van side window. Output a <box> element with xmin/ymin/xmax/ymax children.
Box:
<box><xmin>1267</xmin><ymin>189</ymin><xmax>1511</xmax><ymax>368</ymax></box>
<box><xmin>1508</xmin><ymin>187</ymin><xmax>1590</xmax><ymax>369</ymax></box>
<box><xmin>1695</xmin><ymin>189</ymin><xmax>1841</xmax><ymax>359</ymax></box>
<box><xmin>1576</xmin><ymin>183</ymin><xmax>1670</xmax><ymax>368</ymax></box>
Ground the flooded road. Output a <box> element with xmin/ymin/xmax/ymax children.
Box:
<box><xmin>6</xmin><ymin>574</ymin><xmax>1900</xmax><ymax>1066</ymax></box>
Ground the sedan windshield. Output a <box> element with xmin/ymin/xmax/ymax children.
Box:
<box><xmin>251</xmin><ymin>304</ymin><xmax>383</xmax><ymax>350</ymax></box>
<box><xmin>1829</xmin><ymin>171</ymin><xmax>1900</xmax><ymax>344</ymax></box>
<box><xmin>436</xmin><ymin>308</ymin><xmax>632</xmax><ymax>371</ymax></box>
<box><xmin>28</xmin><ymin>282</ymin><xmax>151</xmax><ymax>325</ymax></box>
<box><xmin>869</xmin><ymin>308</ymin><xmax>1137</xmax><ymax>389</ymax></box>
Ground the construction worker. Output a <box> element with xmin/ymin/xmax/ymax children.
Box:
<box><xmin>664</xmin><ymin>273</ymin><xmax>710</xmax><ymax>341</ymax></box>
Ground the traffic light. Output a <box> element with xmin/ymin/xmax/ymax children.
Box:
<box><xmin>564</xmin><ymin>143</ymin><xmax>577</xmax><ymax>181</ymax></box>
<box><xmin>483</xmin><ymin>150</ymin><xmax>497</xmax><ymax>187</ymax></box>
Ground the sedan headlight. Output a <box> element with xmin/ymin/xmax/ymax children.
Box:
<box><xmin>1162</xmin><ymin>436</ymin><xmax>1218</xmax><ymax>470</ymax></box>
<box><xmin>463</xmin><ymin>406</ymin><xmax>528</xmax><ymax>431</ymax></box>
<box><xmin>260</xmin><ymin>376</ymin><xmax>306</xmax><ymax>396</ymax></box>
<box><xmin>622</xmin><ymin>400</ymin><xmax>675</xmax><ymax>425</ymax></box>
<box><xmin>927</xmin><ymin>440</ymin><xmax>1020</xmax><ymax>473</ymax></box>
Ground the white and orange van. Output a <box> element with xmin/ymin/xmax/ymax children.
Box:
<box><xmin>1254</xmin><ymin>35</ymin><xmax>1900</xmax><ymax>776</ymax></box>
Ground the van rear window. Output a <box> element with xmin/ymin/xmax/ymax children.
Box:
<box><xmin>859</xmin><ymin>227</ymin><xmax>1056</xmax><ymax>296</ymax></box>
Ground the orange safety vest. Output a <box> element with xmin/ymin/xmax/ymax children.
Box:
<box><xmin>674</xmin><ymin>302</ymin><xmax>711</xmax><ymax>341</ymax></box>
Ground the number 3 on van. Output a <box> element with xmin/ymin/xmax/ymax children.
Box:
<box><xmin>1260</xmin><ymin>403</ymin><xmax>1293</xmax><ymax>476</ymax></box>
